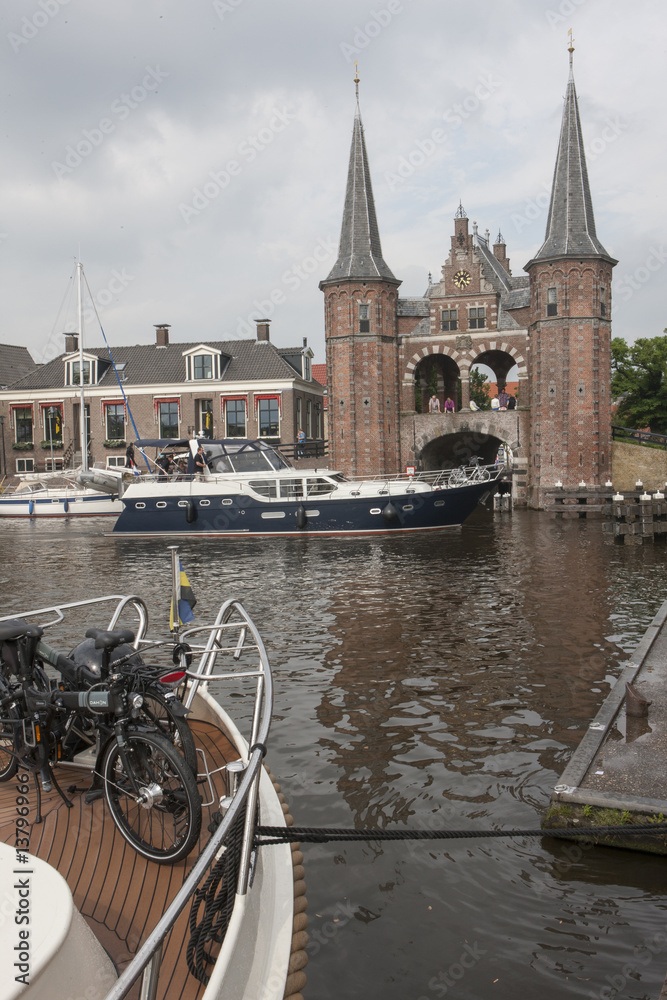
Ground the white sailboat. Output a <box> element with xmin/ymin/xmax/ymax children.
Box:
<box><xmin>0</xmin><ymin>262</ymin><xmax>128</xmax><ymax>518</ymax></box>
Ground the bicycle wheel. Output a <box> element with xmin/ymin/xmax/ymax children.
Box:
<box><xmin>0</xmin><ymin>704</ymin><xmax>19</xmax><ymax>781</ymax></box>
<box><xmin>0</xmin><ymin>679</ymin><xmax>20</xmax><ymax>782</ymax></box>
<box><xmin>139</xmin><ymin>691</ymin><xmax>198</xmax><ymax>776</ymax></box>
<box><xmin>102</xmin><ymin>728</ymin><xmax>202</xmax><ymax>864</ymax></box>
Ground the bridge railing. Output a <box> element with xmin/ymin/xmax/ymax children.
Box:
<box><xmin>612</xmin><ymin>425</ymin><xmax>667</xmax><ymax>450</ymax></box>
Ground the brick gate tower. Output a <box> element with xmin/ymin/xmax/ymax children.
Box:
<box><xmin>524</xmin><ymin>45</ymin><xmax>617</xmax><ymax>504</ymax></box>
<box><xmin>319</xmin><ymin>80</ymin><xmax>402</xmax><ymax>476</ymax></box>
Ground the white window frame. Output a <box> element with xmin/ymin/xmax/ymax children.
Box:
<box><xmin>16</xmin><ymin>458</ymin><xmax>35</xmax><ymax>473</ymax></box>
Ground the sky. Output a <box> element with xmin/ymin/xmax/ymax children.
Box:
<box><xmin>1</xmin><ymin>0</ymin><xmax>665</xmax><ymax>368</ymax></box>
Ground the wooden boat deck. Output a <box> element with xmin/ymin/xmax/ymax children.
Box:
<box><xmin>0</xmin><ymin>718</ymin><xmax>238</xmax><ymax>1000</ymax></box>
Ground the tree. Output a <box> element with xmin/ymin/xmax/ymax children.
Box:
<box><xmin>611</xmin><ymin>335</ymin><xmax>667</xmax><ymax>433</ymax></box>
<box><xmin>469</xmin><ymin>367</ymin><xmax>491</xmax><ymax>410</ymax></box>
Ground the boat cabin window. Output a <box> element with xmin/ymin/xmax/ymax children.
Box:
<box><xmin>248</xmin><ymin>480</ymin><xmax>278</xmax><ymax>498</ymax></box>
<box><xmin>278</xmin><ymin>479</ymin><xmax>303</xmax><ymax>499</ymax></box>
<box><xmin>227</xmin><ymin>449</ymin><xmax>290</xmax><ymax>473</ymax></box>
<box><xmin>305</xmin><ymin>478</ymin><xmax>335</xmax><ymax>497</ymax></box>
<box><xmin>209</xmin><ymin>455</ymin><xmax>234</xmax><ymax>473</ymax></box>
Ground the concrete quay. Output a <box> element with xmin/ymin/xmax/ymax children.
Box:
<box><xmin>544</xmin><ymin>598</ymin><xmax>667</xmax><ymax>853</ymax></box>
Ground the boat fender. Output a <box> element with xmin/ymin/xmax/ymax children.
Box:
<box><xmin>28</xmin><ymin>500</ymin><xmax>34</xmax><ymax>515</ymax></box>
<box><xmin>296</xmin><ymin>504</ymin><xmax>307</xmax><ymax>529</ymax></box>
<box><xmin>185</xmin><ymin>500</ymin><xmax>197</xmax><ymax>524</ymax></box>
<box><xmin>63</xmin><ymin>499</ymin><xmax>69</xmax><ymax>513</ymax></box>
<box><xmin>381</xmin><ymin>502</ymin><xmax>399</xmax><ymax>523</ymax></box>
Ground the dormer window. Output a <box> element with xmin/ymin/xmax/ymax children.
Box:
<box><xmin>359</xmin><ymin>304</ymin><xmax>370</xmax><ymax>333</ymax></box>
<box><xmin>194</xmin><ymin>354</ymin><xmax>213</xmax><ymax>380</ymax></box>
<box><xmin>183</xmin><ymin>345</ymin><xmax>223</xmax><ymax>381</ymax></box>
<box><xmin>65</xmin><ymin>356</ymin><xmax>97</xmax><ymax>386</ymax></box>
<box><xmin>303</xmin><ymin>355</ymin><xmax>311</xmax><ymax>381</ymax></box>
<box><xmin>547</xmin><ymin>287</ymin><xmax>558</xmax><ymax>316</ymax></box>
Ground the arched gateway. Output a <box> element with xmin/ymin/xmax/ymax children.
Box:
<box><xmin>320</xmin><ymin>51</ymin><xmax>616</xmax><ymax>508</ymax></box>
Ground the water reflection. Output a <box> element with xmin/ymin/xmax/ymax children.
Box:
<box><xmin>1</xmin><ymin>511</ymin><xmax>666</xmax><ymax>998</ymax></box>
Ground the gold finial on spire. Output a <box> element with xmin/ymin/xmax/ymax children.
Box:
<box><xmin>567</xmin><ymin>27</ymin><xmax>574</xmax><ymax>72</ymax></box>
<box><xmin>354</xmin><ymin>62</ymin><xmax>360</xmax><ymax>104</ymax></box>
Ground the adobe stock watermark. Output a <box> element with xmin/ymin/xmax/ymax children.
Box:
<box><xmin>584</xmin><ymin>926</ymin><xmax>667</xmax><ymax>999</ymax></box>
<box><xmin>417</xmin><ymin>941</ymin><xmax>487</xmax><ymax>998</ymax></box>
<box><xmin>32</xmin><ymin>266</ymin><xmax>135</xmax><ymax>365</ymax></box>
<box><xmin>512</xmin><ymin>117</ymin><xmax>626</xmax><ymax>234</ymax></box>
<box><xmin>340</xmin><ymin>0</ymin><xmax>412</xmax><ymax>64</ymax></box>
<box><xmin>179</xmin><ymin>106</ymin><xmax>295</xmax><ymax>225</ymax></box>
<box><xmin>545</xmin><ymin>0</ymin><xmax>588</xmax><ymax>28</ymax></box>
<box><xmin>307</xmin><ymin>898</ymin><xmax>360</xmax><ymax>957</ymax></box>
<box><xmin>235</xmin><ymin>236</ymin><xmax>337</xmax><ymax>337</ymax></box>
<box><xmin>615</xmin><ymin>245</ymin><xmax>667</xmax><ymax>304</ymax></box>
<box><xmin>81</xmin><ymin>268</ymin><xmax>135</xmax><ymax>328</ymax></box>
<box><xmin>51</xmin><ymin>66</ymin><xmax>168</xmax><ymax>180</ymax></box>
<box><xmin>212</xmin><ymin>0</ymin><xmax>246</xmax><ymax>18</ymax></box>
<box><xmin>8</xmin><ymin>0</ymin><xmax>70</xmax><ymax>55</ymax></box>
<box><xmin>385</xmin><ymin>74</ymin><xmax>501</xmax><ymax>191</ymax></box>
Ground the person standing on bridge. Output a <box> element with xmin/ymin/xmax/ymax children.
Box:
<box><xmin>444</xmin><ymin>397</ymin><xmax>455</xmax><ymax>413</ymax></box>
<box><xmin>429</xmin><ymin>394</ymin><xmax>441</xmax><ymax>413</ymax></box>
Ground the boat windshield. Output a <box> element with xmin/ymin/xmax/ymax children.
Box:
<box><xmin>202</xmin><ymin>441</ymin><xmax>292</xmax><ymax>474</ymax></box>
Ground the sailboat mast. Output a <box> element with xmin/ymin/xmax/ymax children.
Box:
<box><xmin>77</xmin><ymin>260</ymin><xmax>88</xmax><ymax>472</ymax></box>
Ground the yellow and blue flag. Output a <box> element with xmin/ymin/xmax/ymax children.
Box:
<box><xmin>170</xmin><ymin>559</ymin><xmax>197</xmax><ymax>629</ymax></box>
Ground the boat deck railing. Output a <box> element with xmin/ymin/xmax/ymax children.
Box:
<box><xmin>0</xmin><ymin>592</ymin><xmax>274</xmax><ymax>1000</ymax></box>
<box><xmin>342</xmin><ymin>463</ymin><xmax>501</xmax><ymax>491</ymax></box>
<box><xmin>123</xmin><ymin>463</ymin><xmax>501</xmax><ymax>495</ymax></box>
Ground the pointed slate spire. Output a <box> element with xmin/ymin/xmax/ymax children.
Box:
<box><xmin>530</xmin><ymin>49</ymin><xmax>615</xmax><ymax>265</ymax></box>
<box><xmin>324</xmin><ymin>88</ymin><xmax>397</xmax><ymax>283</ymax></box>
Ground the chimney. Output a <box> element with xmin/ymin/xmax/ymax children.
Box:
<box><xmin>256</xmin><ymin>319</ymin><xmax>271</xmax><ymax>343</ymax></box>
<box><xmin>64</xmin><ymin>332</ymin><xmax>78</xmax><ymax>353</ymax></box>
<box><xmin>493</xmin><ymin>232</ymin><xmax>510</xmax><ymax>272</ymax></box>
<box><xmin>302</xmin><ymin>337</ymin><xmax>308</xmax><ymax>348</ymax></box>
<box><xmin>155</xmin><ymin>323</ymin><xmax>171</xmax><ymax>348</ymax></box>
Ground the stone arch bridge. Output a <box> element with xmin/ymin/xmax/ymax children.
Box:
<box><xmin>400</xmin><ymin>409</ymin><xmax>531</xmax><ymax>505</ymax></box>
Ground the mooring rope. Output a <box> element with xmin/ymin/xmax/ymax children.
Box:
<box><xmin>255</xmin><ymin>823</ymin><xmax>667</xmax><ymax>846</ymax></box>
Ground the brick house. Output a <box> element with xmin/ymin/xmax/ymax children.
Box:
<box><xmin>0</xmin><ymin>320</ymin><xmax>324</xmax><ymax>478</ymax></box>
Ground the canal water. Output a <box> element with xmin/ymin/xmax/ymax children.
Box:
<box><xmin>1</xmin><ymin>509</ymin><xmax>666</xmax><ymax>999</ymax></box>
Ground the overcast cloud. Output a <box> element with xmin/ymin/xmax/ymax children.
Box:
<box><xmin>0</xmin><ymin>0</ymin><xmax>665</xmax><ymax>365</ymax></box>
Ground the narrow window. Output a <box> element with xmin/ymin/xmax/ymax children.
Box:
<box><xmin>105</xmin><ymin>404</ymin><xmax>125</xmax><ymax>441</ymax></box>
<box><xmin>14</xmin><ymin>407</ymin><xmax>33</xmax><ymax>444</ymax></box>
<box><xmin>198</xmin><ymin>399</ymin><xmax>213</xmax><ymax>437</ymax></box>
<box><xmin>258</xmin><ymin>398</ymin><xmax>280</xmax><ymax>437</ymax></box>
<box><xmin>547</xmin><ymin>287</ymin><xmax>558</xmax><ymax>316</ymax></box>
<box><xmin>600</xmin><ymin>287</ymin><xmax>606</xmax><ymax>316</ymax></box>
<box><xmin>441</xmin><ymin>309</ymin><xmax>458</xmax><ymax>331</ymax></box>
<box><xmin>469</xmin><ymin>307</ymin><xmax>486</xmax><ymax>329</ymax></box>
<box><xmin>225</xmin><ymin>399</ymin><xmax>246</xmax><ymax>437</ymax></box>
<box><xmin>159</xmin><ymin>401</ymin><xmax>179</xmax><ymax>438</ymax></box>
<box><xmin>359</xmin><ymin>303</ymin><xmax>370</xmax><ymax>333</ymax></box>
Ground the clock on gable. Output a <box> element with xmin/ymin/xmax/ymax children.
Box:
<box><xmin>453</xmin><ymin>269</ymin><xmax>471</xmax><ymax>289</ymax></box>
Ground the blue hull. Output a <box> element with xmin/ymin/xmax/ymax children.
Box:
<box><xmin>111</xmin><ymin>481</ymin><xmax>492</xmax><ymax>536</ymax></box>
